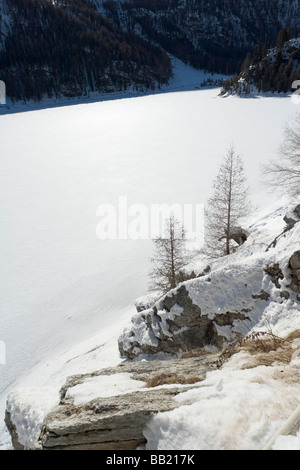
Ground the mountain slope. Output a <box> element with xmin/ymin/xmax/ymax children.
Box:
<box><xmin>4</xmin><ymin>201</ymin><xmax>300</xmax><ymax>450</ymax></box>
<box><xmin>96</xmin><ymin>0</ymin><xmax>300</xmax><ymax>74</ymax></box>
<box><xmin>1</xmin><ymin>0</ymin><xmax>300</xmax><ymax>102</ymax></box>
<box><xmin>222</xmin><ymin>32</ymin><xmax>300</xmax><ymax>95</ymax></box>
<box><xmin>0</xmin><ymin>0</ymin><xmax>172</xmax><ymax>102</ymax></box>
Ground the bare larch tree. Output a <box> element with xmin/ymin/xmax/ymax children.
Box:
<box><xmin>204</xmin><ymin>146</ymin><xmax>252</xmax><ymax>258</ymax></box>
<box><xmin>264</xmin><ymin>113</ymin><xmax>300</xmax><ymax>197</ymax></box>
<box><xmin>149</xmin><ymin>215</ymin><xmax>193</xmax><ymax>295</ymax></box>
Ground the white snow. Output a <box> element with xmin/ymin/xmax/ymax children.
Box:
<box><xmin>6</xmin><ymin>387</ymin><xmax>59</xmax><ymax>450</ymax></box>
<box><xmin>272</xmin><ymin>432</ymin><xmax>300</xmax><ymax>450</ymax></box>
<box><xmin>0</xmin><ymin>64</ymin><xmax>300</xmax><ymax>450</ymax></box>
<box><xmin>143</xmin><ymin>348</ymin><xmax>300</xmax><ymax>450</ymax></box>
<box><xmin>140</xmin><ymin>205</ymin><xmax>300</xmax><ymax>451</ymax></box>
<box><xmin>65</xmin><ymin>373</ymin><xmax>146</xmax><ymax>406</ymax></box>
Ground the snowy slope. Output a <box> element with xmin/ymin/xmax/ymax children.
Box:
<box><xmin>0</xmin><ymin>79</ymin><xmax>299</xmax><ymax>449</ymax></box>
<box><xmin>143</xmin><ymin>205</ymin><xmax>300</xmax><ymax>450</ymax></box>
<box><xmin>5</xmin><ymin>200</ymin><xmax>300</xmax><ymax>451</ymax></box>
<box><xmin>118</xmin><ymin>201</ymin><xmax>300</xmax><ymax>359</ymax></box>
<box><xmin>0</xmin><ymin>56</ymin><xmax>227</xmax><ymax>113</ymax></box>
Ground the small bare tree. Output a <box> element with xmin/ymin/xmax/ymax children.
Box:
<box><xmin>204</xmin><ymin>146</ymin><xmax>252</xmax><ymax>258</ymax></box>
<box><xmin>264</xmin><ymin>114</ymin><xmax>300</xmax><ymax>197</ymax></box>
<box><xmin>149</xmin><ymin>215</ymin><xmax>193</xmax><ymax>295</ymax></box>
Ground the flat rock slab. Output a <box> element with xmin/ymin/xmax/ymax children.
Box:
<box><xmin>38</xmin><ymin>353</ymin><xmax>220</xmax><ymax>450</ymax></box>
<box><xmin>40</xmin><ymin>387</ymin><xmax>184</xmax><ymax>450</ymax></box>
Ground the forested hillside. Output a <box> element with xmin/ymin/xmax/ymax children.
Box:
<box><xmin>0</xmin><ymin>0</ymin><xmax>172</xmax><ymax>102</ymax></box>
<box><xmin>222</xmin><ymin>28</ymin><xmax>300</xmax><ymax>95</ymax></box>
<box><xmin>97</xmin><ymin>0</ymin><xmax>300</xmax><ymax>74</ymax></box>
<box><xmin>1</xmin><ymin>0</ymin><xmax>300</xmax><ymax>102</ymax></box>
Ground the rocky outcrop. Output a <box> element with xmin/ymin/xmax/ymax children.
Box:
<box><xmin>118</xmin><ymin>204</ymin><xmax>300</xmax><ymax>360</ymax></box>
<box><xmin>118</xmin><ymin>268</ymin><xmax>264</xmax><ymax>359</ymax></box>
<box><xmin>264</xmin><ymin>263</ymin><xmax>284</xmax><ymax>289</ymax></box>
<box><xmin>289</xmin><ymin>251</ymin><xmax>300</xmax><ymax>294</ymax></box>
<box><xmin>40</xmin><ymin>389</ymin><xmax>180</xmax><ymax>450</ymax></box>
<box><xmin>4</xmin><ymin>413</ymin><xmax>25</xmax><ymax>451</ymax></box>
<box><xmin>284</xmin><ymin>204</ymin><xmax>300</xmax><ymax>228</ymax></box>
<box><xmin>6</xmin><ymin>354</ymin><xmax>220</xmax><ymax>450</ymax></box>
<box><xmin>266</xmin><ymin>204</ymin><xmax>300</xmax><ymax>251</ymax></box>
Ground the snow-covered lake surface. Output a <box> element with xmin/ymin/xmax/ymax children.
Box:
<box><xmin>0</xmin><ymin>66</ymin><xmax>299</xmax><ymax>449</ymax></box>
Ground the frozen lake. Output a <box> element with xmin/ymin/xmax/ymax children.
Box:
<box><xmin>0</xmin><ymin>86</ymin><xmax>298</xmax><ymax>447</ymax></box>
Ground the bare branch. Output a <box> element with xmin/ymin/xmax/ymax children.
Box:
<box><xmin>149</xmin><ymin>215</ymin><xmax>194</xmax><ymax>295</ymax></box>
<box><xmin>263</xmin><ymin>113</ymin><xmax>300</xmax><ymax>197</ymax></box>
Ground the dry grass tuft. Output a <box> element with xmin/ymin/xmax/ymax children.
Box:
<box><xmin>241</xmin><ymin>348</ymin><xmax>293</xmax><ymax>369</ymax></box>
<box><xmin>145</xmin><ymin>373</ymin><xmax>202</xmax><ymax>388</ymax></box>
<box><xmin>180</xmin><ymin>348</ymin><xmax>213</xmax><ymax>359</ymax></box>
<box><xmin>217</xmin><ymin>329</ymin><xmax>300</xmax><ymax>369</ymax></box>
<box><xmin>241</xmin><ymin>331</ymin><xmax>286</xmax><ymax>353</ymax></box>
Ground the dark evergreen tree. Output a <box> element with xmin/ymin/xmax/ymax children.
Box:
<box><xmin>222</xmin><ymin>27</ymin><xmax>300</xmax><ymax>95</ymax></box>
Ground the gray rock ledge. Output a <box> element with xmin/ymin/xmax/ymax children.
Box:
<box><xmin>6</xmin><ymin>353</ymin><xmax>221</xmax><ymax>450</ymax></box>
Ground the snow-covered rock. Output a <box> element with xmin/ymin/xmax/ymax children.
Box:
<box><xmin>118</xmin><ymin>203</ymin><xmax>300</xmax><ymax>358</ymax></box>
<box><xmin>6</xmin><ymin>353</ymin><xmax>221</xmax><ymax>450</ymax></box>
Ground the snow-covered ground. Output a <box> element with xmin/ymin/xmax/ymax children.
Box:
<box><xmin>4</xmin><ymin>201</ymin><xmax>300</xmax><ymax>451</ymax></box>
<box><xmin>0</xmin><ymin>62</ymin><xmax>299</xmax><ymax>449</ymax></box>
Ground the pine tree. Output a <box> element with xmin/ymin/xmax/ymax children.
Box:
<box><xmin>204</xmin><ymin>146</ymin><xmax>252</xmax><ymax>259</ymax></box>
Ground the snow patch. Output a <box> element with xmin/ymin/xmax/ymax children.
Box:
<box><xmin>143</xmin><ymin>352</ymin><xmax>300</xmax><ymax>450</ymax></box>
<box><xmin>65</xmin><ymin>373</ymin><xmax>146</xmax><ymax>406</ymax></box>
<box><xmin>6</xmin><ymin>388</ymin><xmax>59</xmax><ymax>449</ymax></box>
